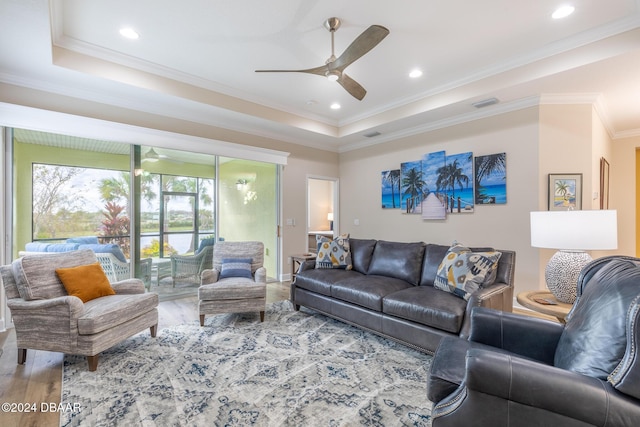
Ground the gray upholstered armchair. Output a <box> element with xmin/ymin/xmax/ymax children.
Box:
<box><xmin>427</xmin><ymin>255</ymin><xmax>640</xmax><ymax>426</ymax></box>
<box><xmin>1</xmin><ymin>249</ymin><xmax>158</xmax><ymax>371</ymax></box>
<box><xmin>198</xmin><ymin>241</ymin><xmax>266</xmax><ymax>326</ymax></box>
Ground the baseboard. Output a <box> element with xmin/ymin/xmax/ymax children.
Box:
<box><xmin>280</xmin><ymin>273</ymin><xmax>292</xmax><ymax>282</ymax></box>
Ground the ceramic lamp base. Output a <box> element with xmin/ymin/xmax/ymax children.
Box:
<box><xmin>545</xmin><ymin>250</ymin><xmax>592</xmax><ymax>304</ymax></box>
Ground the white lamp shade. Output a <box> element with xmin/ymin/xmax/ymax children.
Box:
<box><xmin>530</xmin><ymin>210</ymin><xmax>617</xmax><ymax>250</ymax></box>
<box><xmin>327</xmin><ymin>212</ymin><xmax>334</xmax><ymax>221</ymax></box>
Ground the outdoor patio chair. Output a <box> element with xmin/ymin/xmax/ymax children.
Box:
<box><xmin>95</xmin><ymin>253</ymin><xmax>152</xmax><ymax>290</ymax></box>
<box><xmin>170</xmin><ymin>238</ymin><xmax>215</xmax><ymax>286</ymax></box>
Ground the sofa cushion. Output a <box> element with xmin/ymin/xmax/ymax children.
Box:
<box><xmin>349</xmin><ymin>238</ymin><xmax>377</xmax><ymax>274</ymax></box>
<box><xmin>331</xmin><ymin>275</ymin><xmax>412</xmax><ymax>311</ymax></box>
<box><xmin>199</xmin><ymin>281</ymin><xmax>264</xmax><ymax>300</ymax></box>
<box><xmin>295</xmin><ymin>269</ymin><xmax>363</xmax><ymax>297</ymax></box>
<box><xmin>367</xmin><ymin>240</ymin><xmax>426</xmax><ymax>285</ymax></box>
<box><xmin>383</xmin><ymin>286</ymin><xmax>467</xmax><ymax>333</ymax></box>
<box><xmin>55</xmin><ymin>262</ymin><xmax>116</xmax><ymax>303</ymax></box>
<box><xmin>555</xmin><ymin>258</ymin><xmax>640</xmax><ymax>379</ymax></box>
<box><xmin>12</xmin><ymin>249</ymin><xmax>99</xmax><ymax>301</ymax></box>
<box><xmin>434</xmin><ymin>244</ymin><xmax>502</xmax><ymax>300</ymax></box>
<box><xmin>420</xmin><ymin>244</ymin><xmax>450</xmax><ymax>286</ymax></box>
<box><xmin>315</xmin><ymin>233</ymin><xmax>352</xmax><ymax>270</ymax></box>
<box><xmin>78</xmin><ymin>292</ymin><xmax>158</xmax><ymax>335</ymax></box>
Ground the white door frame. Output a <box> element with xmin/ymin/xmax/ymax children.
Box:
<box><xmin>306</xmin><ymin>175</ymin><xmax>340</xmax><ymax>250</ymax></box>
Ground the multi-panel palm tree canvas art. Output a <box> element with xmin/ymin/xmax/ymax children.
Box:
<box><xmin>381</xmin><ymin>169</ymin><xmax>401</xmax><ymax>209</ymax></box>
<box><xmin>381</xmin><ymin>151</ymin><xmax>507</xmax><ymax>220</ymax></box>
<box><xmin>474</xmin><ymin>153</ymin><xmax>507</xmax><ymax>205</ymax></box>
<box><xmin>400</xmin><ymin>160</ymin><xmax>425</xmax><ymax>214</ymax></box>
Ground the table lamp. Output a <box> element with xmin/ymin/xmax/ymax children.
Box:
<box><xmin>327</xmin><ymin>212</ymin><xmax>334</xmax><ymax>231</ymax></box>
<box><xmin>530</xmin><ymin>210</ymin><xmax>617</xmax><ymax>303</ymax></box>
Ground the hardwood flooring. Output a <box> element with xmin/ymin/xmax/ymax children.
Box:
<box><xmin>0</xmin><ymin>281</ymin><xmax>290</xmax><ymax>427</ymax></box>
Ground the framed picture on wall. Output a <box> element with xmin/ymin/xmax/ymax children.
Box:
<box><xmin>600</xmin><ymin>158</ymin><xmax>610</xmax><ymax>209</ymax></box>
<box><xmin>548</xmin><ymin>173</ymin><xmax>582</xmax><ymax>211</ymax></box>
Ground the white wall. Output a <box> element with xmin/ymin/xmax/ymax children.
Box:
<box><xmin>339</xmin><ymin>108</ymin><xmax>540</xmax><ymax>295</ymax></box>
<box><xmin>338</xmin><ymin>103</ymin><xmax>629</xmax><ymax>297</ymax></box>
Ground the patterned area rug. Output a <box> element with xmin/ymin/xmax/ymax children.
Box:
<box><xmin>61</xmin><ymin>301</ymin><xmax>433</xmax><ymax>426</ymax></box>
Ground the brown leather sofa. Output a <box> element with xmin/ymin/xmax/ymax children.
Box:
<box><xmin>291</xmin><ymin>238</ymin><xmax>516</xmax><ymax>354</ymax></box>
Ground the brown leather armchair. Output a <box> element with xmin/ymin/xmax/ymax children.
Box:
<box><xmin>427</xmin><ymin>256</ymin><xmax>640</xmax><ymax>426</ymax></box>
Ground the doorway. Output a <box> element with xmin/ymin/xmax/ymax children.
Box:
<box><xmin>307</xmin><ymin>176</ymin><xmax>339</xmax><ymax>253</ymax></box>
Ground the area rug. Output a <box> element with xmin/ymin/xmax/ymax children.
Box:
<box><xmin>61</xmin><ymin>301</ymin><xmax>433</xmax><ymax>426</ymax></box>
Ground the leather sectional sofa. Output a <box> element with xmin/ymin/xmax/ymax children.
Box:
<box><xmin>291</xmin><ymin>238</ymin><xmax>516</xmax><ymax>354</ymax></box>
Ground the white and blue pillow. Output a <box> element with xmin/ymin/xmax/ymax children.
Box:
<box><xmin>219</xmin><ymin>258</ymin><xmax>253</xmax><ymax>279</ymax></box>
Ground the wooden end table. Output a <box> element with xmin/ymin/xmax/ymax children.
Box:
<box><xmin>290</xmin><ymin>253</ymin><xmax>316</xmax><ymax>281</ymax></box>
<box><xmin>516</xmin><ymin>291</ymin><xmax>573</xmax><ymax>324</ymax></box>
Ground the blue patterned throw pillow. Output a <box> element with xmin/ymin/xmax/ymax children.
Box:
<box><xmin>219</xmin><ymin>258</ymin><xmax>253</xmax><ymax>279</ymax></box>
<box><xmin>434</xmin><ymin>243</ymin><xmax>502</xmax><ymax>300</ymax></box>
<box><xmin>315</xmin><ymin>233</ymin><xmax>352</xmax><ymax>270</ymax></box>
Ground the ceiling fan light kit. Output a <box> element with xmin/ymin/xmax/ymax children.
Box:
<box><xmin>325</xmin><ymin>70</ymin><xmax>341</xmax><ymax>81</ymax></box>
<box><xmin>143</xmin><ymin>148</ymin><xmax>160</xmax><ymax>162</ymax></box>
<box><xmin>255</xmin><ymin>17</ymin><xmax>390</xmax><ymax>101</ymax></box>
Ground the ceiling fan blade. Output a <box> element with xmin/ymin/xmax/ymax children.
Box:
<box><xmin>332</xmin><ymin>25</ymin><xmax>389</xmax><ymax>71</ymax></box>
<box><xmin>255</xmin><ymin>65</ymin><xmax>327</xmax><ymax>76</ymax></box>
<box><xmin>338</xmin><ymin>73</ymin><xmax>366</xmax><ymax>100</ymax></box>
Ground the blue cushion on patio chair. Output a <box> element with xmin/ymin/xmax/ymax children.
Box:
<box><xmin>66</xmin><ymin>236</ymin><xmax>99</xmax><ymax>245</ymax></box>
<box><xmin>24</xmin><ymin>242</ymin><xmax>51</xmax><ymax>252</ymax></box>
<box><xmin>78</xmin><ymin>244</ymin><xmax>127</xmax><ymax>263</ymax></box>
<box><xmin>46</xmin><ymin>243</ymin><xmax>80</xmax><ymax>252</ymax></box>
<box><xmin>196</xmin><ymin>238</ymin><xmax>216</xmax><ymax>254</ymax></box>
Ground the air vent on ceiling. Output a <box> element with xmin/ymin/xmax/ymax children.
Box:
<box><xmin>472</xmin><ymin>97</ymin><xmax>499</xmax><ymax>108</ymax></box>
<box><xmin>363</xmin><ymin>131</ymin><xmax>381</xmax><ymax>138</ymax></box>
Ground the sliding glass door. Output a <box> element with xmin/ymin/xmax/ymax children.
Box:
<box><xmin>218</xmin><ymin>157</ymin><xmax>278</xmax><ymax>280</ymax></box>
<box><xmin>10</xmin><ymin>130</ymin><xmax>281</xmax><ymax>296</ymax></box>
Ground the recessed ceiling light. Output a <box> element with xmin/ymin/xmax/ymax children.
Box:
<box><xmin>409</xmin><ymin>69</ymin><xmax>423</xmax><ymax>78</ymax></box>
<box><xmin>552</xmin><ymin>5</ymin><xmax>575</xmax><ymax>19</ymax></box>
<box><xmin>330</xmin><ymin>103</ymin><xmax>341</xmax><ymax>110</ymax></box>
<box><xmin>119</xmin><ymin>27</ymin><xmax>139</xmax><ymax>39</ymax></box>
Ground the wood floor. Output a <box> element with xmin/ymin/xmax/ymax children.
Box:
<box><xmin>0</xmin><ymin>282</ymin><xmax>291</xmax><ymax>427</ymax></box>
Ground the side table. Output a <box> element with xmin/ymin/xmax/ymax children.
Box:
<box><xmin>290</xmin><ymin>253</ymin><xmax>316</xmax><ymax>282</ymax></box>
<box><xmin>516</xmin><ymin>291</ymin><xmax>572</xmax><ymax>324</ymax></box>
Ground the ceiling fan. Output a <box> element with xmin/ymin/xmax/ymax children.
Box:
<box><xmin>142</xmin><ymin>148</ymin><xmax>182</xmax><ymax>164</ymax></box>
<box><xmin>255</xmin><ymin>17</ymin><xmax>389</xmax><ymax>101</ymax></box>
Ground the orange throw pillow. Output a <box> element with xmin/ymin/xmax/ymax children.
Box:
<box><xmin>56</xmin><ymin>262</ymin><xmax>115</xmax><ymax>303</ymax></box>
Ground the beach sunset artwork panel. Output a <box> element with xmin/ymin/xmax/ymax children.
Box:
<box><xmin>381</xmin><ymin>169</ymin><xmax>401</xmax><ymax>209</ymax></box>
<box><xmin>474</xmin><ymin>153</ymin><xmax>507</xmax><ymax>204</ymax></box>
